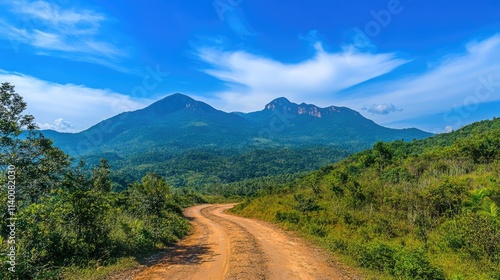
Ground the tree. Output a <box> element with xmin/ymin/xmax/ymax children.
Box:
<box><xmin>1</xmin><ymin>82</ymin><xmax>72</xmax><ymax>277</ymax></box>
<box><xmin>0</xmin><ymin>82</ymin><xmax>70</xmax><ymax>205</ymax></box>
<box><xmin>91</xmin><ymin>158</ymin><xmax>112</xmax><ymax>192</ymax></box>
<box><xmin>127</xmin><ymin>173</ymin><xmax>182</xmax><ymax>217</ymax></box>
<box><xmin>0</xmin><ymin>82</ymin><xmax>36</xmax><ymax>154</ymax></box>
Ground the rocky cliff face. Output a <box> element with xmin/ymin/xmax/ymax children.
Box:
<box><xmin>264</xmin><ymin>97</ymin><xmax>353</xmax><ymax>118</ymax></box>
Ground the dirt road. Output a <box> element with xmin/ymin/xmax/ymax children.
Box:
<box><xmin>134</xmin><ymin>204</ymin><xmax>360</xmax><ymax>280</ymax></box>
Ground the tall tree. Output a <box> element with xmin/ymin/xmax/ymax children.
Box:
<box><xmin>0</xmin><ymin>82</ymin><xmax>70</xmax><ymax>205</ymax></box>
<box><xmin>91</xmin><ymin>158</ymin><xmax>112</xmax><ymax>192</ymax></box>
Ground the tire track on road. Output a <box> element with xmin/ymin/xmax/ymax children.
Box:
<box><xmin>133</xmin><ymin>204</ymin><xmax>360</xmax><ymax>280</ymax></box>
<box><xmin>201</xmin><ymin>205</ymin><xmax>268</xmax><ymax>280</ymax></box>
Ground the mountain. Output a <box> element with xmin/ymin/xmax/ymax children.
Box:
<box><xmin>44</xmin><ymin>93</ymin><xmax>432</xmax><ymax>187</ymax></box>
<box><xmin>47</xmin><ymin>94</ymin><xmax>431</xmax><ymax>157</ymax></box>
<box><xmin>49</xmin><ymin>93</ymin><xmax>254</xmax><ymax>156</ymax></box>
<box><xmin>242</xmin><ymin>97</ymin><xmax>428</xmax><ymax>147</ymax></box>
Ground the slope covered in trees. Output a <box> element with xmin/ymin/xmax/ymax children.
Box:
<box><xmin>47</xmin><ymin>94</ymin><xmax>431</xmax><ymax>158</ymax></box>
<box><xmin>105</xmin><ymin>146</ymin><xmax>350</xmax><ymax>190</ymax></box>
<box><xmin>44</xmin><ymin>94</ymin><xmax>432</xmax><ymax>188</ymax></box>
<box><xmin>233</xmin><ymin>118</ymin><xmax>500</xmax><ymax>279</ymax></box>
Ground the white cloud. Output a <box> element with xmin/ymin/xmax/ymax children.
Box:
<box><xmin>0</xmin><ymin>0</ymin><xmax>125</xmax><ymax>68</ymax></box>
<box><xmin>195</xmin><ymin>42</ymin><xmax>409</xmax><ymax>112</ymax></box>
<box><xmin>443</xmin><ymin>126</ymin><xmax>453</xmax><ymax>133</ymax></box>
<box><xmin>362</xmin><ymin>103</ymin><xmax>402</xmax><ymax>115</ymax></box>
<box><xmin>0</xmin><ymin>70</ymin><xmax>152</xmax><ymax>132</ymax></box>
<box><xmin>340</xmin><ymin>34</ymin><xmax>500</xmax><ymax>129</ymax></box>
<box><xmin>37</xmin><ymin>118</ymin><xmax>78</xmax><ymax>132</ymax></box>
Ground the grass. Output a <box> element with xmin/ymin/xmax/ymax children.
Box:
<box><xmin>60</xmin><ymin>257</ymin><xmax>139</xmax><ymax>280</ymax></box>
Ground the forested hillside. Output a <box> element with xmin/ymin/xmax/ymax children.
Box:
<box><xmin>105</xmin><ymin>146</ymin><xmax>350</xmax><ymax>190</ymax></box>
<box><xmin>44</xmin><ymin>94</ymin><xmax>432</xmax><ymax>187</ymax></box>
<box><xmin>233</xmin><ymin>118</ymin><xmax>500</xmax><ymax>279</ymax></box>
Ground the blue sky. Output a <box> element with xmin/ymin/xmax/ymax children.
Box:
<box><xmin>0</xmin><ymin>0</ymin><xmax>499</xmax><ymax>133</ymax></box>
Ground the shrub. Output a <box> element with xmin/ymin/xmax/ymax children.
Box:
<box><xmin>307</xmin><ymin>223</ymin><xmax>327</xmax><ymax>237</ymax></box>
<box><xmin>443</xmin><ymin>213</ymin><xmax>500</xmax><ymax>262</ymax></box>
<box><xmin>275</xmin><ymin>210</ymin><xmax>300</xmax><ymax>224</ymax></box>
<box><xmin>351</xmin><ymin>242</ymin><xmax>444</xmax><ymax>279</ymax></box>
<box><xmin>293</xmin><ymin>194</ymin><xmax>320</xmax><ymax>212</ymax></box>
<box><xmin>352</xmin><ymin>242</ymin><xmax>396</xmax><ymax>273</ymax></box>
<box><xmin>424</xmin><ymin>179</ymin><xmax>466</xmax><ymax>218</ymax></box>
<box><xmin>393</xmin><ymin>249</ymin><xmax>445</xmax><ymax>280</ymax></box>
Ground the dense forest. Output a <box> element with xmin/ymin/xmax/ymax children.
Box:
<box><xmin>103</xmin><ymin>146</ymin><xmax>350</xmax><ymax>190</ymax></box>
<box><xmin>233</xmin><ymin>118</ymin><xmax>500</xmax><ymax>279</ymax></box>
<box><xmin>0</xmin><ymin>83</ymin><xmax>204</xmax><ymax>279</ymax></box>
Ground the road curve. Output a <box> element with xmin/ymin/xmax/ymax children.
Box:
<box><xmin>134</xmin><ymin>204</ymin><xmax>359</xmax><ymax>280</ymax></box>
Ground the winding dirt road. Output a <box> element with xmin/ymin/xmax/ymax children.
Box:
<box><xmin>134</xmin><ymin>204</ymin><xmax>360</xmax><ymax>280</ymax></box>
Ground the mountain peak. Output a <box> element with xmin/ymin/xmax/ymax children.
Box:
<box><xmin>265</xmin><ymin>97</ymin><xmax>292</xmax><ymax>110</ymax></box>
<box><xmin>162</xmin><ymin>93</ymin><xmax>195</xmax><ymax>103</ymax></box>
<box><xmin>143</xmin><ymin>93</ymin><xmax>214</xmax><ymax>115</ymax></box>
<box><xmin>264</xmin><ymin>98</ymin><xmax>329</xmax><ymax>118</ymax></box>
<box><xmin>271</xmin><ymin>97</ymin><xmax>292</xmax><ymax>103</ymax></box>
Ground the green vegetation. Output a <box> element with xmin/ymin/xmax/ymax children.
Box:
<box><xmin>107</xmin><ymin>147</ymin><xmax>348</xmax><ymax>190</ymax></box>
<box><xmin>0</xmin><ymin>83</ymin><xmax>201</xmax><ymax>279</ymax></box>
<box><xmin>233</xmin><ymin>118</ymin><xmax>500</xmax><ymax>279</ymax></box>
<box><xmin>4</xmin><ymin>81</ymin><xmax>499</xmax><ymax>279</ymax></box>
<box><xmin>45</xmin><ymin>93</ymin><xmax>431</xmax><ymax>188</ymax></box>
<box><xmin>0</xmin><ymin>165</ymin><xmax>198</xmax><ymax>279</ymax></box>
<box><xmin>202</xmin><ymin>171</ymin><xmax>306</xmax><ymax>198</ymax></box>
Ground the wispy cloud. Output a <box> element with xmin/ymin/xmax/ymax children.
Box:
<box><xmin>195</xmin><ymin>41</ymin><xmax>409</xmax><ymax>111</ymax></box>
<box><xmin>340</xmin><ymin>34</ymin><xmax>500</xmax><ymax>129</ymax></box>
<box><xmin>10</xmin><ymin>0</ymin><xmax>104</xmax><ymax>33</ymax></box>
<box><xmin>0</xmin><ymin>0</ymin><xmax>126</xmax><ymax>68</ymax></box>
<box><xmin>0</xmin><ymin>69</ymin><xmax>152</xmax><ymax>132</ymax></box>
<box><xmin>194</xmin><ymin>33</ymin><xmax>500</xmax><ymax>133</ymax></box>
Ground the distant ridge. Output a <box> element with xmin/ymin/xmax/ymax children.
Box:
<box><xmin>264</xmin><ymin>97</ymin><xmax>358</xmax><ymax>118</ymax></box>
<box><xmin>44</xmin><ymin>93</ymin><xmax>432</xmax><ymax>157</ymax></box>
